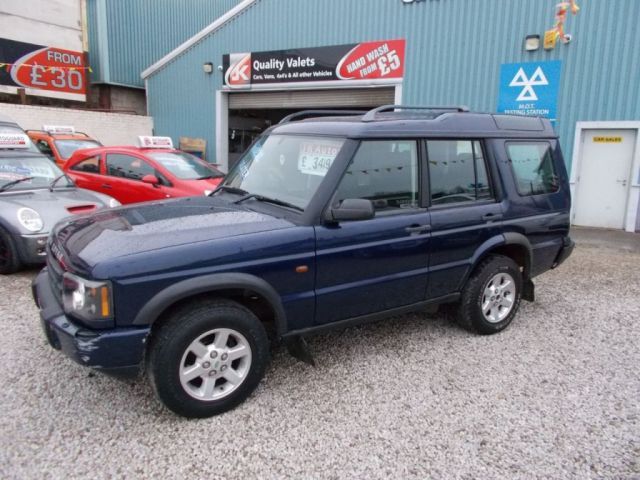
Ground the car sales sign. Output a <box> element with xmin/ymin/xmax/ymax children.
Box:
<box><xmin>223</xmin><ymin>39</ymin><xmax>405</xmax><ymax>88</ymax></box>
<box><xmin>0</xmin><ymin>38</ymin><xmax>87</xmax><ymax>96</ymax></box>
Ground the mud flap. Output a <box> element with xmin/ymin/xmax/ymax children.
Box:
<box><xmin>522</xmin><ymin>279</ymin><xmax>535</xmax><ymax>302</ymax></box>
<box><xmin>285</xmin><ymin>336</ymin><xmax>315</xmax><ymax>366</ymax></box>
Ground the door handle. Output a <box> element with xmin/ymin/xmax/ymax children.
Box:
<box><xmin>616</xmin><ymin>179</ymin><xmax>627</xmax><ymax>186</ymax></box>
<box><xmin>101</xmin><ymin>183</ymin><xmax>112</xmax><ymax>189</ymax></box>
<box><xmin>405</xmin><ymin>224</ymin><xmax>431</xmax><ymax>234</ymax></box>
<box><xmin>482</xmin><ymin>213</ymin><xmax>503</xmax><ymax>221</ymax></box>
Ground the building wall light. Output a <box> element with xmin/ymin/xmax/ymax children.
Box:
<box><xmin>524</xmin><ymin>35</ymin><xmax>541</xmax><ymax>51</ymax></box>
<box><xmin>202</xmin><ymin>62</ymin><xmax>214</xmax><ymax>74</ymax></box>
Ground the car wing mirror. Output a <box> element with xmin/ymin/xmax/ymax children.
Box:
<box><xmin>324</xmin><ymin>198</ymin><xmax>375</xmax><ymax>222</ymax></box>
<box><xmin>142</xmin><ymin>174</ymin><xmax>160</xmax><ymax>187</ymax></box>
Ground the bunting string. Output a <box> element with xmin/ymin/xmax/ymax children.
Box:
<box><xmin>0</xmin><ymin>62</ymin><xmax>93</xmax><ymax>73</ymax></box>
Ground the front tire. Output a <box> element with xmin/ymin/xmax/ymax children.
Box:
<box><xmin>0</xmin><ymin>227</ymin><xmax>22</xmax><ymax>274</ymax></box>
<box><xmin>457</xmin><ymin>255</ymin><xmax>522</xmax><ymax>334</ymax></box>
<box><xmin>148</xmin><ymin>299</ymin><xmax>269</xmax><ymax>418</ymax></box>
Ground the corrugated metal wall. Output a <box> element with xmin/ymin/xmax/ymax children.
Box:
<box><xmin>147</xmin><ymin>0</ymin><xmax>640</xmax><ymax>166</ymax></box>
<box><xmin>87</xmin><ymin>0</ymin><xmax>242</xmax><ymax>87</ymax></box>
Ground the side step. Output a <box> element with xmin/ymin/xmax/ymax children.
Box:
<box><xmin>285</xmin><ymin>336</ymin><xmax>315</xmax><ymax>366</ymax></box>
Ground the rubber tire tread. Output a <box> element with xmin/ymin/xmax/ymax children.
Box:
<box><xmin>0</xmin><ymin>227</ymin><xmax>22</xmax><ymax>274</ymax></box>
<box><xmin>148</xmin><ymin>298</ymin><xmax>269</xmax><ymax>418</ymax></box>
<box><xmin>456</xmin><ymin>255</ymin><xmax>522</xmax><ymax>335</ymax></box>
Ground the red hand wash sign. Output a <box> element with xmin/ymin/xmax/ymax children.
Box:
<box><xmin>336</xmin><ymin>39</ymin><xmax>405</xmax><ymax>80</ymax></box>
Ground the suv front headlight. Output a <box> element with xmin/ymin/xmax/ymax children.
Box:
<box><xmin>62</xmin><ymin>272</ymin><xmax>113</xmax><ymax>325</ymax></box>
<box><xmin>17</xmin><ymin>207</ymin><xmax>44</xmax><ymax>232</ymax></box>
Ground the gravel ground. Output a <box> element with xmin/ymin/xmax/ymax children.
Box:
<box><xmin>1</xmin><ymin>243</ymin><xmax>639</xmax><ymax>479</ymax></box>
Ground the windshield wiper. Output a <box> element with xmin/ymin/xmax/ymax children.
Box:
<box><xmin>49</xmin><ymin>173</ymin><xmax>72</xmax><ymax>191</ymax></box>
<box><xmin>209</xmin><ymin>184</ymin><xmax>248</xmax><ymax>196</ymax></box>
<box><xmin>0</xmin><ymin>176</ymin><xmax>35</xmax><ymax>193</ymax></box>
<box><xmin>233</xmin><ymin>193</ymin><xmax>303</xmax><ymax>212</ymax></box>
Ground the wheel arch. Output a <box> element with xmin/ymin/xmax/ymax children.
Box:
<box><xmin>465</xmin><ymin>232</ymin><xmax>533</xmax><ymax>286</ymax></box>
<box><xmin>133</xmin><ymin>272</ymin><xmax>288</xmax><ymax>336</ymax></box>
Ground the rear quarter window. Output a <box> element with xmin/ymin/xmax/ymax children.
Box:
<box><xmin>506</xmin><ymin>142</ymin><xmax>559</xmax><ymax>196</ymax></box>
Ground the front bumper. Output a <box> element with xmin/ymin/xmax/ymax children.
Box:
<box><xmin>552</xmin><ymin>236</ymin><xmax>575</xmax><ymax>268</ymax></box>
<box><xmin>16</xmin><ymin>233</ymin><xmax>48</xmax><ymax>264</ymax></box>
<box><xmin>32</xmin><ymin>268</ymin><xmax>149</xmax><ymax>377</ymax></box>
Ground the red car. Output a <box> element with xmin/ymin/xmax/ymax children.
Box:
<box><xmin>64</xmin><ymin>137</ymin><xmax>224</xmax><ymax>204</ymax></box>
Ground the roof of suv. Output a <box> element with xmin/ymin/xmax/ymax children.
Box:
<box><xmin>269</xmin><ymin>106</ymin><xmax>557</xmax><ymax>139</ymax></box>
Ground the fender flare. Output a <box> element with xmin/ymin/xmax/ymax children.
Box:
<box><xmin>462</xmin><ymin>232</ymin><xmax>533</xmax><ymax>287</ymax></box>
<box><xmin>132</xmin><ymin>272</ymin><xmax>287</xmax><ymax>335</ymax></box>
<box><xmin>502</xmin><ymin>231</ymin><xmax>533</xmax><ymax>278</ymax></box>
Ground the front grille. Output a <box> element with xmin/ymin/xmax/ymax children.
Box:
<box><xmin>46</xmin><ymin>244</ymin><xmax>64</xmax><ymax>299</ymax></box>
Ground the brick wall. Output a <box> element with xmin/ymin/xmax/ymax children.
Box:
<box><xmin>0</xmin><ymin>104</ymin><xmax>153</xmax><ymax>146</ymax></box>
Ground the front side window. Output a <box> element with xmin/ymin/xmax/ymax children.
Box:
<box><xmin>334</xmin><ymin>140</ymin><xmax>419</xmax><ymax>212</ymax></box>
<box><xmin>507</xmin><ymin>142</ymin><xmax>559</xmax><ymax>196</ymax></box>
<box><xmin>427</xmin><ymin>140</ymin><xmax>492</xmax><ymax>205</ymax></box>
<box><xmin>71</xmin><ymin>156</ymin><xmax>100</xmax><ymax>173</ymax></box>
<box><xmin>106</xmin><ymin>154</ymin><xmax>154</xmax><ymax>181</ymax></box>
<box><xmin>225</xmin><ymin>134</ymin><xmax>346</xmax><ymax>210</ymax></box>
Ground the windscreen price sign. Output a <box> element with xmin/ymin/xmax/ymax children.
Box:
<box><xmin>0</xmin><ymin>38</ymin><xmax>87</xmax><ymax>96</ymax></box>
<box><xmin>223</xmin><ymin>39</ymin><xmax>405</xmax><ymax>88</ymax></box>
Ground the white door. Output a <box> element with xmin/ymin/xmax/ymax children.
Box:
<box><xmin>573</xmin><ymin>129</ymin><xmax>636</xmax><ymax>229</ymax></box>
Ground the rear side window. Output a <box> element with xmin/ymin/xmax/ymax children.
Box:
<box><xmin>36</xmin><ymin>140</ymin><xmax>53</xmax><ymax>157</ymax></box>
<box><xmin>427</xmin><ymin>140</ymin><xmax>492</xmax><ymax>205</ymax></box>
<box><xmin>71</xmin><ymin>156</ymin><xmax>100</xmax><ymax>173</ymax></box>
<box><xmin>334</xmin><ymin>140</ymin><xmax>419</xmax><ymax>212</ymax></box>
<box><xmin>106</xmin><ymin>154</ymin><xmax>154</xmax><ymax>181</ymax></box>
<box><xmin>507</xmin><ymin>142</ymin><xmax>559</xmax><ymax>196</ymax></box>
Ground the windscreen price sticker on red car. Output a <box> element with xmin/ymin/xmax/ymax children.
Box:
<box><xmin>223</xmin><ymin>39</ymin><xmax>405</xmax><ymax>88</ymax></box>
<box><xmin>298</xmin><ymin>142</ymin><xmax>342</xmax><ymax>176</ymax></box>
<box><xmin>0</xmin><ymin>38</ymin><xmax>87</xmax><ymax>96</ymax></box>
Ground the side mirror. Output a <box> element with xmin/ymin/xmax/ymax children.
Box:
<box><xmin>324</xmin><ymin>198</ymin><xmax>375</xmax><ymax>222</ymax></box>
<box><xmin>142</xmin><ymin>174</ymin><xmax>160</xmax><ymax>187</ymax></box>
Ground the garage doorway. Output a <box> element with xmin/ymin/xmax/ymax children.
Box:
<box><xmin>572</xmin><ymin>126</ymin><xmax>639</xmax><ymax>230</ymax></box>
<box><xmin>217</xmin><ymin>86</ymin><xmax>399</xmax><ymax>171</ymax></box>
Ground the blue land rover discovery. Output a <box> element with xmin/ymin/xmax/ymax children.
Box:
<box><xmin>33</xmin><ymin>106</ymin><xmax>574</xmax><ymax>418</ymax></box>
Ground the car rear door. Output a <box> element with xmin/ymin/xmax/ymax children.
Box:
<box><xmin>425</xmin><ymin>139</ymin><xmax>503</xmax><ymax>299</ymax></box>
<box><xmin>104</xmin><ymin>153</ymin><xmax>168</xmax><ymax>204</ymax></box>
<box><xmin>314</xmin><ymin>139</ymin><xmax>431</xmax><ymax>325</ymax></box>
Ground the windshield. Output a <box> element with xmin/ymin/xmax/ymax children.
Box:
<box><xmin>148</xmin><ymin>151</ymin><xmax>224</xmax><ymax>180</ymax></box>
<box><xmin>54</xmin><ymin>139</ymin><xmax>101</xmax><ymax>159</ymax></box>
<box><xmin>0</xmin><ymin>155</ymin><xmax>72</xmax><ymax>191</ymax></box>
<box><xmin>0</xmin><ymin>125</ymin><xmax>40</xmax><ymax>153</ymax></box>
<box><xmin>224</xmin><ymin>134</ymin><xmax>346</xmax><ymax>210</ymax></box>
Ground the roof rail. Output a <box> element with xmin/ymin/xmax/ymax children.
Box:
<box><xmin>362</xmin><ymin>104</ymin><xmax>470</xmax><ymax>122</ymax></box>
<box><xmin>279</xmin><ymin>110</ymin><xmax>367</xmax><ymax>124</ymax></box>
<box><xmin>24</xmin><ymin>129</ymin><xmax>90</xmax><ymax>137</ymax></box>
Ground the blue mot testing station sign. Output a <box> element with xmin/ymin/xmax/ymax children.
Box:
<box><xmin>498</xmin><ymin>60</ymin><xmax>562</xmax><ymax>121</ymax></box>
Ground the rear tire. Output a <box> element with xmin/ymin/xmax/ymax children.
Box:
<box><xmin>0</xmin><ymin>227</ymin><xmax>22</xmax><ymax>274</ymax></box>
<box><xmin>148</xmin><ymin>299</ymin><xmax>269</xmax><ymax>418</ymax></box>
<box><xmin>457</xmin><ymin>255</ymin><xmax>522</xmax><ymax>334</ymax></box>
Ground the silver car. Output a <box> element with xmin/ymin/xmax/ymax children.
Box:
<box><xmin>0</xmin><ymin>116</ymin><xmax>119</xmax><ymax>274</ymax></box>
